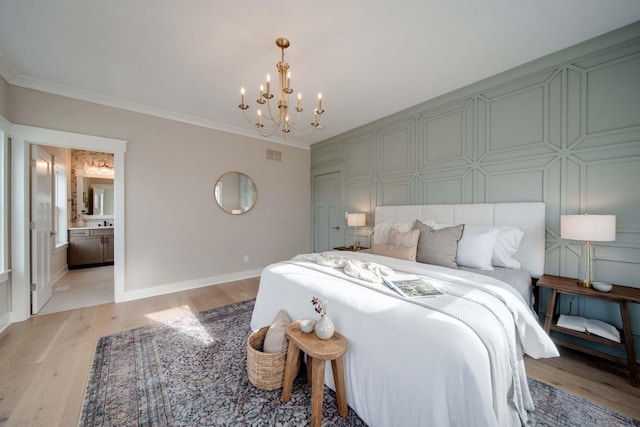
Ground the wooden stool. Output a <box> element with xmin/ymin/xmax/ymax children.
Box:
<box><xmin>282</xmin><ymin>320</ymin><xmax>348</xmax><ymax>427</ymax></box>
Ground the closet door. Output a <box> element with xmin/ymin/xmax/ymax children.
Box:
<box><xmin>313</xmin><ymin>171</ymin><xmax>342</xmax><ymax>252</ymax></box>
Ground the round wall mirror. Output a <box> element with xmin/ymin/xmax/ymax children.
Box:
<box><xmin>214</xmin><ymin>172</ymin><xmax>257</xmax><ymax>215</ymax></box>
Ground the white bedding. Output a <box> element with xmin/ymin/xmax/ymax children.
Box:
<box><xmin>250</xmin><ymin>251</ymin><xmax>558</xmax><ymax>427</ymax></box>
<box><xmin>460</xmin><ymin>266</ymin><xmax>534</xmax><ymax>307</ymax></box>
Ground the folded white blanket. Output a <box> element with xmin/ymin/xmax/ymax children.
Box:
<box><xmin>292</xmin><ymin>253</ymin><xmax>394</xmax><ymax>283</ymax></box>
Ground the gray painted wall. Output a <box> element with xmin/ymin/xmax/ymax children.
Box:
<box><xmin>311</xmin><ymin>22</ymin><xmax>640</xmax><ymax>359</ymax></box>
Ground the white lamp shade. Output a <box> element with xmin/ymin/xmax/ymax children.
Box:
<box><xmin>347</xmin><ymin>213</ymin><xmax>366</xmax><ymax>227</ymax></box>
<box><xmin>560</xmin><ymin>214</ymin><xmax>616</xmax><ymax>242</ymax></box>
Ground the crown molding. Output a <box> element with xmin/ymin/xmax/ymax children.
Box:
<box><xmin>3</xmin><ymin>73</ymin><xmax>311</xmax><ymax>151</ymax></box>
<box><xmin>0</xmin><ymin>51</ymin><xmax>17</xmax><ymax>84</ymax></box>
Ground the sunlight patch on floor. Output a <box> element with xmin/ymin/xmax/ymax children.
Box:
<box><xmin>144</xmin><ymin>305</ymin><xmax>213</xmax><ymax>344</ymax></box>
<box><xmin>144</xmin><ymin>305</ymin><xmax>194</xmax><ymax>323</ymax></box>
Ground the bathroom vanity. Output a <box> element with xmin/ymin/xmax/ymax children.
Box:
<box><xmin>68</xmin><ymin>227</ymin><xmax>114</xmax><ymax>268</ymax></box>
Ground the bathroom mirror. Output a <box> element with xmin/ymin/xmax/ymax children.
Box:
<box><xmin>77</xmin><ymin>177</ymin><xmax>114</xmax><ymax>215</ymax></box>
<box><xmin>214</xmin><ymin>172</ymin><xmax>257</xmax><ymax>215</ymax></box>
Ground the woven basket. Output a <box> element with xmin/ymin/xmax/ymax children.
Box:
<box><xmin>247</xmin><ymin>326</ymin><xmax>298</xmax><ymax>390</ymax></box>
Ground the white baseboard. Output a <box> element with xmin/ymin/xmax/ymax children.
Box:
<box><xmin>121</xmin><ymin>268</ymin><xmax>263</xmax><ymax>302</ymax></box>
<box><xmin>50</xmin><ymin>265</ymin><xmax>69</xmax><ymax>286</ymax></box>
<box><xmin>0</xmin><ymin>311</ymin><xmax>11</xmax><ymax>335</ymax></box>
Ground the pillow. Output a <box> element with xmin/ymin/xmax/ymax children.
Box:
<box><xmin>373</xmin><ymin>220</ymin><xmax>416</xmax><ymax>244</ymax></box>
<box><xmin>414</xmin><ymin>221</ymin><xmax>464</xmax><ymax>269</ymax></box>
<box><xmin>372</xmin><ymin>243</ymin><xmax>417</xmax><ymax>261</ymax></box>
<box><xmin>491</xmin><ymin>226</ymin><xmax>524</xmax><ymax>269</ymax></box>
<box><xmin>425</xmin><ymin>221</ymin><xmax>524</xmax><ymax>269</ymax></box>
<box><xmin>387</xmin><ymin>228</ymin><xmax>420</xmax><ymax>248</ymax></box>
<box><xmin>456</xmin><ymin>228</ymin><xmax>499</xmax><ymax>270</ymax></box>
<box><xmin>263</xmin><ymin>310</ymin><xmax>291</xmax><ymax>353</ymax></box>
<box><xmin>462</xmin><ymin>225</ymin><xmax>524</xmax><ymax>269</ymax></box>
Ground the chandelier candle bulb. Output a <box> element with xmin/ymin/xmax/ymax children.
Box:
<box><xmin>238</xmin><ymin>87</ymin><xmax>248</xmax><ymax>110</ymax></box>
<box><xmin>286</xmin><ymin>72</ymin><xmax>291</xmax><ymax>90</ymax></box>
<box><xmin>257</xmin><ymin>110</ymin><xmax>262</xmax><ymax>127</ymax></box>
<box><xmin>265</xmin><ymin>74</ymin><xmax>271</xmax><ymax>98</ymax></box>
<box><xmin>317</xmin><ymin>93</ymin><xmax>323</xmax><ymax>113</ymax></box>
<box><xmin>296</xmin><ymin>92</ymin><xmax>302</xmax><ymax>111</ymax></box>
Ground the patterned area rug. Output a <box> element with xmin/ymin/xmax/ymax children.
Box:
<box><xmin>80</xmin><ymin>299</ymin><xmax>640</xmax><ymax>426</ymax></box>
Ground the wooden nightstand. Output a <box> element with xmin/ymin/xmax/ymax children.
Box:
<box><xmin>537</xmin><ymin>274</ymin><xmax>640</xmax><ymax>387</ymax></box>
<box><xmin>333</xmin><ymin>246</ymin><xmax>369</xmax><ymax>252</ymax></box>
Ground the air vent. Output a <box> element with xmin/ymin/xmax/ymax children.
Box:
<box><xmin>266</xmin><ymin>149</ymin><xmax>282</xmax><ymax>161</ymax></box>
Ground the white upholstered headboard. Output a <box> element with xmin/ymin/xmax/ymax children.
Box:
<box><xmin>375</xmin><ymin>203</ymin><xmax>546</xmax><ymax>278</ymax></box>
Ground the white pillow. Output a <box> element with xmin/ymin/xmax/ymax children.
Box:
<box><xmin>464</xmin><ymin>225</ymin><xmax>524</xmax><ymax>268</ymax></box>
<box><xmin>424</xmin><ymin>221</ymin><xmax>524</xmax><ymax>269</ymax></box>
<box><xmin>373</xmin><ymin>220</ymin><xmax>416</xmax><ymax>244</ymax></box>
<box><xmin>421</xmin><ymin>219</ymin><xmax>444</xmax><ymax>230</ymax></box>
<box><xmin>490</xmin><ymin>226</ymin><xmax>524</xmax><ymax>269</ymax></box>
<box><xmin>457</xmin><ymin>228</ymin><xmax>499</xmax><ymax>270</ymax></box>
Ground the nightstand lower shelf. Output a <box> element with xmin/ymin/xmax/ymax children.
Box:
<box><xmin>550</xmin><ymin>319</ymin><xmax>629</xmax><ymax>366</ymax></box>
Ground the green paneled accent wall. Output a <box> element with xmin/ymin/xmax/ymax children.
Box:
<box><xmin>311</xmin><ymin>22</ymin><xmax>640</xmax><ymax>359</ymax></box>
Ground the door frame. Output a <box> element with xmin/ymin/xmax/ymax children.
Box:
<box><xmin>10</xmin><ymin>124</ymin><xmax>127</xmax><ymax>323</ymax></box>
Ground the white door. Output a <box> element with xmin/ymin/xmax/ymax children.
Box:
<box><xmin>313</xmin><ymin>172</ymin><xmax>343</xmax><ymax>252</ymax></box>
<box><xmin>31</xmin><ymin>146</ymin><xmax>53</xmax><ymax>314</ymax></box>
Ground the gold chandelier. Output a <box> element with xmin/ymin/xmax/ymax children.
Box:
<box><xmin>238</xmin><ymin>37</ymin><xmax>325</xmax><ymax>139</ymax></box>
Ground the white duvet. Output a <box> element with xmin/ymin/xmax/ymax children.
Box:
<box><xmin>250</xmin><ymin>251</ymin><xmax>558</xmax><ymax>427</ymax></box>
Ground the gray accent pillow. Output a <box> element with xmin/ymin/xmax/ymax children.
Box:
<box><xmin>414</xmin><ymin>221</ymin><xmax>464</xmax><ymax>269</ymax></box>
<box><xmin>263</xmin><ymin>310</ymin><xmax>291</xmax><ymax>353</ymax></box>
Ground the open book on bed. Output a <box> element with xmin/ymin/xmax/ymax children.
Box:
<box><xmin>556</xmin><ymin>314</ymin><xmax>621</xmax><ymax>343</ymax></box>
<box><xmin>383</xmin><ymin>274</ymin><xmax>443</xmax><ymax>298</ymax></box>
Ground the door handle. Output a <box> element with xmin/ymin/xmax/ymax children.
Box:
<box><xmin>331</xmin><ymin>226</ymin><xmax>340</xmax><ymax>230</ymax></box>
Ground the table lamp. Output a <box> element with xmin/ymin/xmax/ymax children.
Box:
<box><xmin>560</xmin><ymin>213</ymin><xmax>616</xmax><ymax>287</ymax></box>
<box><xmin>347</xmin><ymin>213</ymin><xmax>366</xmax><ymax>249</ymax></box>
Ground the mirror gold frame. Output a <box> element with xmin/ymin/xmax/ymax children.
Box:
<box><xmin>214</xmin><ymin>171</ymin><xmax>258</xmax><ymax>215</ymax></box>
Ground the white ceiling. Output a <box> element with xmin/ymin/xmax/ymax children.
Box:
<box><xmin>1</xmin><ymin>1</ymin><xmax>639</xmax><ymax>148</ymax></box>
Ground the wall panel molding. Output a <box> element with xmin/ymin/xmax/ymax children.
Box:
<box><xmin>311</xmin><ymin>23</ymin><xmax>640</xmax><ymax>348</ymax></box>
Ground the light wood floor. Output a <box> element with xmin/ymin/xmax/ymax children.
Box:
<box><xmin>39</xmin><ymin>266</ymin><xmax>114</xmax><ymax>315</ymax></box>
<box><xmin>1</xmin><ymin>277</ymin><xmax>639</xmax><ymax>426</ymax></box>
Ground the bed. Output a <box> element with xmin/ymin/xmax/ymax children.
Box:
<box><xmin>250</xmin><ymin>203</ymin><xmax>558</xmax><ymax>426</ymax></box>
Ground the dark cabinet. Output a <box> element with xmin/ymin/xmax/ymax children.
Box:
<box><xmin>68</xmin><ymin>228</ymin><xmax>114</xmax><ymax>268</ymax></box>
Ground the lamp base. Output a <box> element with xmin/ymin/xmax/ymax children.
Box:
<box><xmin>577</xmin><ymin>241</ymin><xmax>596</xmax><ymax>288</ymax></box>
<box><xmin>577</xmin><ymin>279</ymin><xmax>592</xmax><ymax>288</ymax></box>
